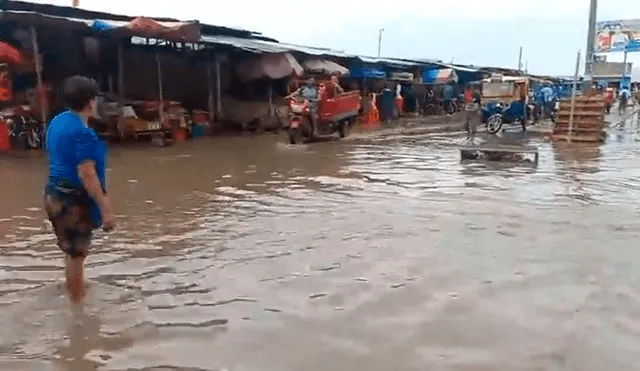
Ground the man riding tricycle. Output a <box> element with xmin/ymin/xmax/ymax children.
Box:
<box><xmin>285</xmin><ymin>76</ymin><xmax>360</xmax><ymax>144</ymax></box>
<box><xmin>479</xmin><ymin>75</ymin><xmax>531</xmax><ymax>134</ymax></box>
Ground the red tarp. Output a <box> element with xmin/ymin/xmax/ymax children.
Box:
<box><xmin>125</xmin><ymin>18</ymin><xmax>200</xmax><ymax>42</ymax></box>
<box><xmin>0</xmin><ymin>42</ymin><xmax>23</xmax><ymax>65</ymax></box>
<box><xmin>93</xmin><ymin>18</ymin><xmax>201</xmax><ymax>43</ymax></box>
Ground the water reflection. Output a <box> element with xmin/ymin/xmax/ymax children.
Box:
<box><xmin>1</xmin><ymin>129</ymin><xmax>640</xmax><ymax>370</ymax></box>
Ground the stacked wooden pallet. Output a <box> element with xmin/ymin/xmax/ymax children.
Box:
<box><xmin>552</xmin><ymin>95</ymin><xmax>606</xmax><ymax>142</ymax></box>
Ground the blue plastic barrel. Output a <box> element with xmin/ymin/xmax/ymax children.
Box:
<box><xmin>379</xmin><ymin>89</ymin><xmax>395</xmax><ymax>121</ymax></box>
<box><xmin>190</xmin><ymin>124</ymin><xmax>206</xmax><ymax>138</ymax></box>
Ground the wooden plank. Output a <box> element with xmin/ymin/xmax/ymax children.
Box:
<box><xmin>555</xmin><ymin>125</ymin><xmax>604</xmax><ymax>130</ymax></box>
<box><xmin>558</xmin><ymin>102</ymin><xmax>605</xmax><ymax>108</ymax></box>
<box><xmin>556</xmin><ymin>116</ymin><xmax>605</xmax><ymax>121</ymax></box>
<box><xmin>553</xmin><ymin>128</ymin><xmax>602</xmax><ymax>134</ymax></box>
<box><xmin>572</xmin><ymin>96</ymin><xmax>604</xmax><ymax>102</ymax></box>
<box><xmin>554</xmin><ymin>120</ymin><xmax>604</xmax><ymax>126</ymax></box>
<box><xmin>554</xmin><ymin>128</ymin><xmax>603</xmax><ymax>134</ymax></box>
<box><xmin>555</xmin><ymin>118</ymin><xmax>604</xmax><ymax>123</ymax></box>
<box><xmin>558</xmin><ymin>106</ymin><xmax>605</xmax><ymax>111</ymax></box>
<box><xmin>554</xmin><ymin>122</ymin><xmax>604</xmax><ymax>128</ymax></box>
<box><xmin>458</xmin><ymin>144</ymin><xmax>538</xmax><ymax>153</ymax></box>
<box><xmin>459</xmin><ymin>145</ymin><xmax>539</xmax><ymax>165</ymax></box>
<box><xmin>557</xmin><ymin>111</ymin><xmax>604</xmax><ymax>117</ymax></box>
<box><xmin>551</xmin><ymin>132</ymin><xmax>606</xmax><ymax>142</ymax></box>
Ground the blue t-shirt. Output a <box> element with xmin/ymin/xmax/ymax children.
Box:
<box><xmin>45</xmin><ymin>110</ymin><xmax>107</xmax><ymax>227</ymax></box>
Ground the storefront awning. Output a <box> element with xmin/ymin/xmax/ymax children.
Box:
<box><xmin>388</xmin><ymin>72</ymin><xmax>414</xmax><ymax>82</ymax></box>
<box><xmin>302</xmin><ymin>59</ymin><xmax>349</xmax><ymax>75</ymax></box>
<box><xmin>235</xmin><ymin>52</ymin><xmax>303</xmax><ymax>81</ymax></box>
<box><xmin>421</xmin><ymin>68</ymin><xmax>458</xmax><ymax>84</ymax></box>
<box><xmin>348</xmin><ymin>67</ymin><xmax>385</xmax><ymax>79</ymax></box>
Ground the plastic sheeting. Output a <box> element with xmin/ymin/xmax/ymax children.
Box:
<box><xmin>235</xmin><ymin>53</ymin><xmax>303</xmax><ymax>81</ymax></box>
<box><xmin>421</xmin><ymin>68</ymin><xmax>458</xmax><ymax>84</ymax></box>
<box><xmin>302</xmin><ymin>59</ymin><xmax>349</xmax><ymax>75</ymax></box>
<box><xmin>349</xmin><ymin>67</ymin><xmax>386</xmax><ymax>79</ymax></box>
<box><xmin>91</xmin><ymin>18</ymin><xmax>201</xmax><ymax>42</ymax></box>
<box><xmin>0</xmin><ymin>42</ymin><xmax>23</xmax><ymax>65</ymax></box>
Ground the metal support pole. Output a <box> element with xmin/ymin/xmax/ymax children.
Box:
<box><xmin>518</xmin><ymin>46</ymin><xmax>523</xmax><ymax>71</ymax></box>
<box><xmin>117</xmin><ymin>43</ymin><xmax>124</xmax><ymax>139</ymax></box>
<box><xmin>377</xmin><ymin>28</ymin><xmax>384</xmax><ymax>58</ymax></box>
<box><xmin>207</xmin><ymin>63</ymin><xmax>214</xmax><ymax>123</ymax></box>
<box><xmin>215</xmin><ymin>58</ymin><xmax>222</xmax><ymax>119</ymax></box>
<box><xmin>155</xmin><ymin>52</ymin><xmax>164</xmax><ymax>120</ymax></box>
<box><xmin>30</xmin><ymin>26</ymin><xmax>47</xmax><ymax>125</ymax></box>
<box><xmin>584</xmin><ymin>0</ymin><xmax>597</xmax><ymax>77</ymax></box>
<box><xmin>568</xmin><ymin>50</ymin><xmax>581</xmax><ymax>142</ymax></box>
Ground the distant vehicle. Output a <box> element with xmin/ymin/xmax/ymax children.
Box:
<box><xmin>479</xmin><ymin>75</ymin><xmax>531</xmax><ymax>134</ymax></box>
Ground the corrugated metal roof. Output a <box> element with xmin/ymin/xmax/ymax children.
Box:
<box><xmin>199</xmin><ymin>36</ymin><xmax>449</xmax><ymax>70</ymax></box>
<box><xmin>358</xmin><ymin>56</ymin><xmax>420</xmax><ymax>66</ymax></box>
<box><xmin>0</xmin><ymin>9</ymin><xmax>93</xmax><ymax>28</ymax></box>
<box><xmin>1</xmin><ymin>8</ymin><xmax>470</xmax><ymax>73</ymax></box>
<box><xmin>200</xmin><ymin>35</ymin><xmax>356</xmax><ymax>59</ymax></box>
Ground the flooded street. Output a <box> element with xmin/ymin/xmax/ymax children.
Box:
<box><xmin>2</xmin><ymin>115</ymin><xmax>640</xmax><ymax>371</ymax></box>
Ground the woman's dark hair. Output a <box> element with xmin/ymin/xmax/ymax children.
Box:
<box><xmin>63</xmin><ymin>75</ymin><xmax>98</xmax><ymax>112</ymax></box>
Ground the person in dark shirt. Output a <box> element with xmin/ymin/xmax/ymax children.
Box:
<box><xmin>442</xmin><ymin>83</ymin><xmax>454</xmax><ymax>114</ymax></box>
<box><xmin>464</xmin><ymin>87</ymin><xmax>482</xmax><ymax>136</ymax></box>
<box><xmin>44</xmin><ymin>76</ymin><xmax>115</xmax><ymax>302</ymax></box>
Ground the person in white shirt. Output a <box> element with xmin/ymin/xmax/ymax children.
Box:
<box><xmin>611</xmin><ymin>24</ymin><xmax>630</xmax><ymax>51</ymax></box>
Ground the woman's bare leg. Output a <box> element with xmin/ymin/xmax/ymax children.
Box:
<box><xmin>65</xmin><ymin>255</ymin><xmax>86</xmax><ymax>302</ymax></box>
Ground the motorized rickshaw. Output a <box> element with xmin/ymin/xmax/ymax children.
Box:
<box><xmin>285</xmin><ymin>77</ymin><xmax>360</xmax><ymax>144</ymax></box>
<box><xmin>479</xmin><ymin>75</ymin><xmax>531</xmax><ymax>134</ymax></box>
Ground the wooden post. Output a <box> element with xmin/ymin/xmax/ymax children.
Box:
<box><xmin>108</xmin><ymin>75</ymin><xmax>113</xmax><ymax>94</ymax></box>
<box><xmin>117</xmin><ymin>43</ymin><xmax>125</xmax><ymax>139</ymax></box>
<box><xmin>568</xmin><ymin>50</ymin><xmax>581</xmax><ymax>142</ymax></box>
<box><xmin>155</xmin><ymin>52</ymin><xmax>164</xmax><ymax>119</ymax></box>
<box><xmin>268</xmin><ymin>83</ymin><xmax>273</xmax><ymax>116</ymax></box>
<box><xmin>215</xmin><ymin>57</ymin><xmax>222</xmax><ymax>119</ymax></box>
<box><xmin>30</xmin><ymin>26</ymin><xmax>46</xmax><ymax>125</ymax></box>
<box><xmin>206</xmin><ymin>63</ymin><xmax>214</xmax><ymax>123</ymax></box>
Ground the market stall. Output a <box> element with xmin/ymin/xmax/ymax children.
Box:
<box><xmin>0</xmin><ymin>40</ymin><xmax>47</xmax><ymax>151</ymax></box>
<box><xmin>90</xmin><ymin>17</ymin><xmax>207</xmax><ymax>143</ymax></box>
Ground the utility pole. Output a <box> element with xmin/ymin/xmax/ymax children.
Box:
<box><xmin>377</xmin><ymin>28</ymin><xmax>384</xmax><ymax>58</ymax></box>
<box><xmin>72</xmin><ymin>0</ymin><xmax>79</xmax><ymax>6</ymax></box>
<box><xmin>585</xmin><ymin>0</ymin><xmax>597</xmax><ymax>77</ymax></box>
<box><xmin>622</xmin><ymin>50</ymin><xmax>629</xmax><ymax>88</ymax></box>
<box><xmin>518</xmin><ymin>46</ymin><xmax>523</xmax><ymax>71</ymax></box>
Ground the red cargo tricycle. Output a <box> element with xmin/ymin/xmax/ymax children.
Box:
<box><xmin>286</xmin><ymin>80</ymin><xmax>360</xmax><ymax>145</ymax></box>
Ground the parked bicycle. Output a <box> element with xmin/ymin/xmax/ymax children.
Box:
<box><xmin>3</xmin><ymin>111</ymin><xmax>43</xmax><ymax>150</ymax></box>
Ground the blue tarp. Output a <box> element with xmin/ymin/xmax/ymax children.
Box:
<box><xmin>349</xmin><ymin>67</ymin><xmax>386</xmax><ymax>79</ymax></box>
<box><xmin>91</xmin><ymin>19</ymin><xmax>122</xmax><ymax>31</ymax></box>
<box><xmin>421</xmin><ymin>68</ymin><xmax>457</xmax><ymax>84</ymax></box>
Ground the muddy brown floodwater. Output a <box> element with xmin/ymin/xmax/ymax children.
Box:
<box><xmin>1</xmin><ymin>115</ymin><xmax>640</xmax><ymax>371</ymax></box>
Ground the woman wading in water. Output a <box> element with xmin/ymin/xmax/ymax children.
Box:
<box><xmin>44</xmin><ymin>76</ymin><xmax>115</xmax><ymax>302</ymax></box>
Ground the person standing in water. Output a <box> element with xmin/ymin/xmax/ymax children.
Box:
<box><xmin>44</xmin><ymin>76</ymin><xmax>115</xmax><ymax>302</ymax></box>
<box><xmin>287</xmin><ymin>77</ymin><xmax>319</xmax><ymax>136</ymax></box>
<box><xmin>464</xmin><ymin>86</ymin><xmax>482</xmax><ymax>136</ymax></box>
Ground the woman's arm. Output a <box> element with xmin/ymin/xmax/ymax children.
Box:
<box><xmin>76</xmin><ymin>130</ymin><xmax>114</xmax><ymax>231</ymax></box>
<box><xmin>77</xmin><ymin>160</ymin><xmax>107</xmax><ymax>206</ymax></box>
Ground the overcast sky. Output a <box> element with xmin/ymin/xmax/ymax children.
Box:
<box><xmin>24</xmin><ymin>0</ymin><xmax>640</xmax><ymax>75</ymax></box>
